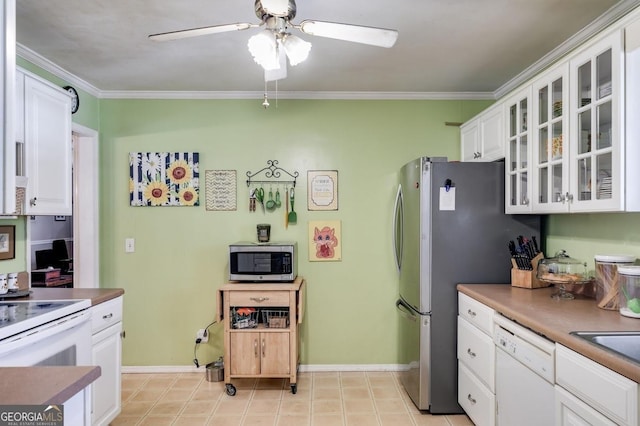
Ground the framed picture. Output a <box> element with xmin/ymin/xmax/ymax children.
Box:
<box><xmin>308</xmin><ymin>220</ymin><xmax>341</xmax><ymax>262</ymax></box>
<box><xmin>129</xmin><ymin>152</ymin><xmax>200</xmax><ymax>207</ymax></box>
<box><xmin>0</xmin><ymin>226</ymin><xmax>15</xmax><ymax>260</ymax></box>
<box><xmin>307</xmin><ymin>170</ymin><xmax>338</xmax><ymax>211</ymax></box>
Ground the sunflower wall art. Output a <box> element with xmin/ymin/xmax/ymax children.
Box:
<box><xmin>129</xmin><ymin>152</ymin><xmax>200</xmax><ymax>207</ymax></box>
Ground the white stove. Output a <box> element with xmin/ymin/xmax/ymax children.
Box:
<box><xmin>0</xmin><ymin>299</ymin><xmax>90</xmax><ymax>340</ymax></box>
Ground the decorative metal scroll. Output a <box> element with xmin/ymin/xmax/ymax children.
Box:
<box><xmin>246</xmin><ymin>160</ymin><xmax>299</xmax><ymax>187</ymax></box>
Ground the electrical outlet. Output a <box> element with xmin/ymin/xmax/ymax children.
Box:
<box><xmin>196</xmin><ymin>329</ymin><xmax>208</xmax><ymax>343</ymax></box>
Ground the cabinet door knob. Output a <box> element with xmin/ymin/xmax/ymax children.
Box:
<box><xmin>467</xmin><ymin>394</ymin><xmax>477</xmax><ymax>404</ymax></box>
<box><xmin>566</xmin><ymin>192</ymin><xmax>574</xmax><ymax>202</ymax></box>
<box><xmin>120</xmin><ymin>330</ymin><xmax>126</xmax><ymax>339</ymax></box>
<box><xmin>30</xmin><ymin>197</ymin><xmax>37</xmax><ymax>206</ymax></box>
<box><xmin>262</xmin><ymin>339</ymin><xmax>266</xmax><ymax>357</ymax></box>
<box><xmin>467</xmin><ymin>348</ymin><xmax>477</xmax><ymax>358</ymax></box>
<box><xmin>254</xmin><ymin>339</ymin><xmax>259</xmax><ymax>357</ymax></box>
<box><xmin>103</xmin><ymin>313</ymin><xmax>113</xmax><ymax>320</ymax></box>
<box><xmin>467</xmin><ymin>309</ymin><xmax>476</xmax><ymax>317</ymax></box>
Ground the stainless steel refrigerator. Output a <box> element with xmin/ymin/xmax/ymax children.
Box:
<box><xmin>393</xmin><ymin>157</ymin><xmax>541</xmax><ymax>413</ymax></box>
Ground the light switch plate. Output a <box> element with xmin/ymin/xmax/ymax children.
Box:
<box><xmin>125</xmin><ymin>238</ymin><xmax>135</xmax><ymax>253</ymax></box>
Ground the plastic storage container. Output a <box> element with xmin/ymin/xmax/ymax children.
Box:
<box><xmin>594</xmin><ymin>254</ymin><xmax>636</xmax><ymax>310</ymax></box>
<box><xmin>617</xmin><ymin>265</ymin><xmax>640</xmax><ymax>318</ymax></box>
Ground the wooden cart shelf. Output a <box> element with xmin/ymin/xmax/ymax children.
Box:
<box><xmin>217</xmin><ymin>276</ymin><xmax>305</xmax><ymax>396</ymax></box>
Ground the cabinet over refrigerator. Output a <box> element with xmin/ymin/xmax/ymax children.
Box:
<box><xmin>393</xmin><ymin>157</ymin><xmax>541</xmax><ymax>413</ymax></box>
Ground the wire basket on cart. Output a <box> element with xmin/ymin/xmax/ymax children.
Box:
<box><xmin>261</xmin><ymin>309</ymin><xmax>289</xmax><ymax>328</ymax></box>
<box><xmin>231</xmin><ymin>307</ymin><xmax>259</xmax><ymax>329</ymax></box>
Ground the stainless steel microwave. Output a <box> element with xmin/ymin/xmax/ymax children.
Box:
<box><xmin>229</xmin><ymin>242</ymin><xmax>297</xmax><ymax>282</ymax></box>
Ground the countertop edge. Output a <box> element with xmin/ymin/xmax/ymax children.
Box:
<box><xmin>0</xmin><ymin>366</ymin><xmax>101</xmax><ymax>405</ymax></box>
<box><xmin>457</xmin><ymin>284</ymin><xmax>640</xmax><ymax>383</ymax></box>
<box><xmin>28</xmin><ymin>288</ymin><xmax>124</xmax><ymax>305</ymax></box>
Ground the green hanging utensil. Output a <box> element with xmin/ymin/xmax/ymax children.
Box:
<box><xmin>275</xmin><ymin>188</ymin><xmax>282</xmax><ymax>208</ymax></box>
<box><xmin>288</xmin><ymin>188</ymin><xmax>297</xmax><ymax>224</ymax></box>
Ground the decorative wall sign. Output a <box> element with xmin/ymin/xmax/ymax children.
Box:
<box><xmin>129</xmin><ymin>152</ymin><xmax>199</xmax><ymax>207</ymax></box>
<box><xmin>0</xmin><ymin>225</ymin><xmax>15</xmax><ymax>260</ymax></box>
<box><xmin>307</xmin><ymin>170</ymin><xmax>338</xmax><ymax>211</ymax></box>
<box><xmin>308</xmin><ymin>220</ymin><xmax>341</xmax><ymax>262</ymax></box>
<box><xmin>205</xmin><ymin>170</ymin><xmax>237</xmax><ymax>211</ymax></box>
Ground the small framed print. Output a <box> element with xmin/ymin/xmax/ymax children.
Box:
<box><xmin>307</xmin><ymin>170</ymin><xmax>338</xmax><ymax>211</ymax></box>
<box><xmin>0</xmin><ymin>226</ymin><xmax>15</xmax><ymax>260</ymax></box>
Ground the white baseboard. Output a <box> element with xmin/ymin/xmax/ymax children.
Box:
<box><xmin>122</xmin><ymin>364</ymin><xmax>408</xmax><ymax>374</ymax></box>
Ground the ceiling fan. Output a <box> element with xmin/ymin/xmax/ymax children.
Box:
<box><xmin>149</xmin><ymin>0</ymin><xmax>398</xmax><ymax>78</ymax></box>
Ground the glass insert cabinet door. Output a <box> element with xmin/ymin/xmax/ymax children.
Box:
<box><xmin>506</xmin><ymin>87</ymin><xmax>532</xmax><ymax>213</ymax></box>
<box><xmin>532</xmin><ymin>65</ymin><xmax>569</xmax><ymax>212</ymax></box>
<box><xmin>569</xmin><ymin>31</ymin><xmax>621</xmax><ymax>211</ymax></box>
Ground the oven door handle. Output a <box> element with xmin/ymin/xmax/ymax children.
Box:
<box><xmin>0</xmin><ymin>311</ymin><xmax>90</xmax><ymax>357</ymax></box>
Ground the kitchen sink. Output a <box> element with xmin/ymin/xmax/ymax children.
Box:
<box><xmin>571</xmin><ymin>331</ymin><xmax>640</xmax><ymax>364</ymax></box>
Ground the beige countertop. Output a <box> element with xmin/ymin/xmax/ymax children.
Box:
<box><xmin>0</xmin><ymin>288</ymin><xmax>122</xmax><ymax>405</ymax></box>
<box><xmin>457</xmin><ymin>284</ymin><xmax>640</xmax><ymax>383</ymax></box>
<box><xmin>0</xmin><ymin>366</ymin><xmax>101</xmax><ymax>404</ymax></box>
<box><xmin>28</xmin><ymin>287</ymin><xmax>124</xmax><ymax>305</ymax></box>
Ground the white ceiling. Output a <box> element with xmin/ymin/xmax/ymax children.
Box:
<box><xmin>14</xmin><ymin>0</ymin><xmax>638</xmax><ymax>98</ymax></box>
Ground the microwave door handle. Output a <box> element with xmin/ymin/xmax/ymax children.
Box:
<box><xmin>392</xmin><ymin>184</ymin><xmax>404</xmax><ymax>273</ymax></box>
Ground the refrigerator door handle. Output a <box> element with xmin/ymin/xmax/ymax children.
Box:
<box><xmin>392</xmin><ymin>183</ymin><xmax>404</xmax><ymax>273</ymax></box>
<box><xmin>396</xmin><ymin>298</ymin><xmax>418</xmax><ymax>321</ymax></box>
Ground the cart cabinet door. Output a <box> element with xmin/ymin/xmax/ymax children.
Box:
<box><xmin>229</xmin><ymin>332</ymin><xmax>261</xmax><ymax>375</ymax></box>
<box><xmin>261</xmin><ymin>332</ymin><xmax>290</xmax><ymax>375</ymax></box>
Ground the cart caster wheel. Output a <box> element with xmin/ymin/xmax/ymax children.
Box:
<box><xmin>225</xmin><ymin>384</ymin><xmax>236</xmax><ymax>396</ymax></box>
<box><xmin>291</xmin><ymin>384</ymin><xmax>297</xmax><ymax>394</ymax></box>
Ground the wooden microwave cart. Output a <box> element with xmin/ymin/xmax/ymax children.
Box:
<box><xmin>217</xmin><ymin>276</ymin><xmax>305</xmax><ymax>396</ymax></box>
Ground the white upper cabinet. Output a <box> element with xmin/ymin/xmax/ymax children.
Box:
<box><xmin>505</xmin><ymin>87</ymin><xmax>533</xmax><ymax>213</ymax></box>
<box><xmin>567</xmin><ymin>30</ymin><xmax>623</xmax><ymax>212</ymax></box>
<box><xmin>20</xmin><ymin>69</ymin><xmax>73</xmax><ymax>215</ymax></box>
<box><xmin>506</xmin><ymin>26</ymin><xmax>630</xmax><ymax>214</ymax></box>
<box><xmin>531</xmin><ymin>63</ymin><xmax>570</xmax><ymax>213</ymax></box>
<box><xmin>461</xmin><ymin>102</ymin><xmax>504</xmax><ymax>162</ymax></box>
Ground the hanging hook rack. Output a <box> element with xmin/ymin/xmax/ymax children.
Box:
<box><xmin>246</xmin><ymin>160</ymin><xmax>299</xmax><ymax>187</ymax></box>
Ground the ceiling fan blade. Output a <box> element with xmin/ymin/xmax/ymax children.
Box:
<box><xmin>298</xmin><ymin>20</ymin><xmax>398</xmax><ymax>48</ymax></box>
<box><xmin>149</xmin><ymin>23</ymin><xmax>256</xmax><ymax>42</ymax></box>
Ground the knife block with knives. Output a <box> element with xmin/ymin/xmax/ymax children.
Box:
<box><xmin>511</xmin><ymin>253</ymin><xmax>549</xmax><ymax>288</ymax></box>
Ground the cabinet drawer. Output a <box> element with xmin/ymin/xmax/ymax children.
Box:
<box><xmin>457</xmin><ymin>316</ymin><xmax>495</xmax><ymax>392</ymax></box>
<box><xmin>458</xmin><ymin>361</ymin><xmax>495</xmax><ymax>426</ymax></box>
<box><xmin>91</xmin><ymin>297</ymin><xmax>123</xmax><ymax>335</ymax></box>
<box><xmin>458</xmin><ymin>293</ymin><xmax>494</xmax><ymax>335</ymax></box>
<box><xmin>228</xmin><ymin>291</ymin><xmax>289</xmax><ymax>307</ymax></box>
<box><xmin>556</xmin><ymin>344</ymin><xmax>638</xmax><ymax>426</ymax></box>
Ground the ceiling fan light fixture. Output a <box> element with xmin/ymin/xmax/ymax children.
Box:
<box><xmin>248</xmin><ymin>30</ymin><xmax>280</xmax><ymax>70</ymax></box>
<box><xmin>282</xmin><ymin>35</ymin><xmax>311</xmax><ymax>66</ymax></box>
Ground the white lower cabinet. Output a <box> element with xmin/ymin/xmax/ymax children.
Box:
<box><xmin>90</xmin><ymin>297</ymin><xmax>123</xmax><ymax>426</ymax></box>
<box><xmin>556</xmin><ymin>385</ymin><xmax>617</xmax><ymax>426</ymax></box>
<box><xmin>457</xmin><ymin>293</ymin><xmax>495</xmax><ymax>425</ymax></box>
<box><xmin>458</xmin><ymin>362</ymin><xmax>495</xmax><ymax>426</ymax></box>
<box><xmin>556</xmin><ymin>344</ymin><xmax>638</xmax><ymax>426</ymax></box>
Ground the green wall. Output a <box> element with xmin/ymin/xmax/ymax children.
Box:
<box><xmin>546</xmin><ymin>213</ymin><xmax>640</xmax><ymax>273</ymax></box>
<box><xmin>98</xmin><ymin>98</ymin><xmax>491</xmax><ymax>366</ymax></box>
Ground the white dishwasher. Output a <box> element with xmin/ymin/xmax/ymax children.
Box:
<box><xmin>494</xmin><ymin>314</ymin><xmax>555</xmax><ymax>426</ymax></box>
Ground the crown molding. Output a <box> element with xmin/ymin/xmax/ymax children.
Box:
<box><xmin>17</xmin><ymin>43</ymin><xmax>102</xmax><ymax>97</ymax></box>
<box><xmin>98</xmin><ymin>90</ymin><xmax>494</xmax><ymax>100</ymax></box>
<box><xmin>494</xmin><ymin>0</ymin><xmax>640</xmax><ymax>99</ymax></box>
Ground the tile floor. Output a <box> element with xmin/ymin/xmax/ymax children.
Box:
<box><xmin>112</xmin><ymin>371</ymin><xmax>474</xmax><ymax>426</ymax></box>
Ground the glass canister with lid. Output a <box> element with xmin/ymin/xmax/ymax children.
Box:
<box><xmin>594</xmin><ymin>254</ymin><xmax>636</xmax><ymax>310</ymax></box>
<box><xmin>617</xmin><ymin>265</ymin><xmax>640</xmax><ymax>318</ymax></box>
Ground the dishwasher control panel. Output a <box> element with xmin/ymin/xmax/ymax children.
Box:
<box><xmin>494</xmin><ymin>314</ymin><xmax>555</xmax><ymax>384</ymax></box>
